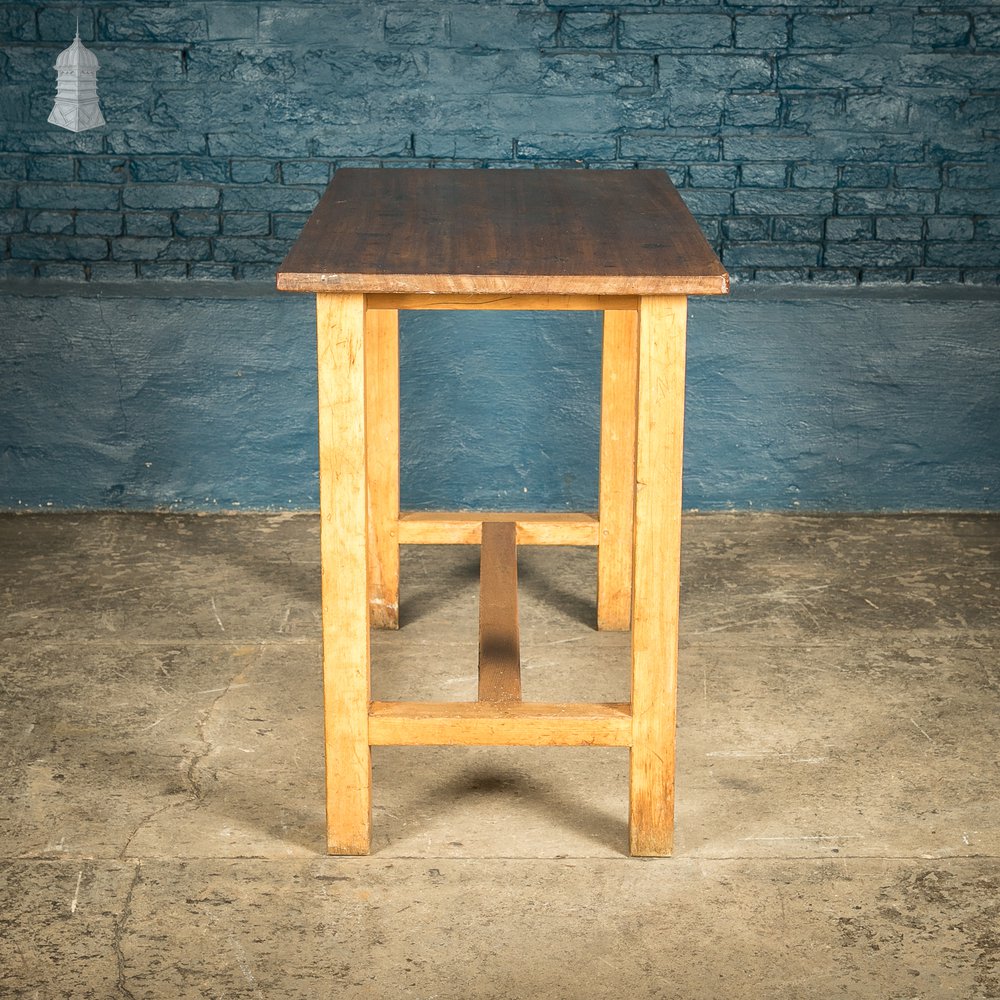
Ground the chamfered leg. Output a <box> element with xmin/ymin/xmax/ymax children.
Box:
<box><xmin>317</xmin><ymin>292</ymin><xmax>372</xmax><ymax>855</ymax></box>
<box><xmin>629</xmin><ymin>295</ymin><xmax>687</xmax><ymax>857</ymax></box>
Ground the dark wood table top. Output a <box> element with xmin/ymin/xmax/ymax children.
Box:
<box><xmin>277</xmin><ymin>168</ymin><xmax>728</xmax><ymax>296</ymax></box>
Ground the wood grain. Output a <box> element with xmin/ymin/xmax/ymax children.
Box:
<box><xmin>368</xmin><ymin>701</ymin><xmax>632</xmax><ymax>747</ymax></box>
<box><xmin>398</xmin><ymin>511</ymin><xmax>599</xmax><ymax>546</ymax></box>
<box><xmin>597</xmin><ymin>308</ymin><xmax>639</xmax><ymax>631</ymax></box>
<box><xmin>478</xmin><ymin>521</ymin><xmax>521</xmax><ymax>703</ymax></box>
<box><xmin>365</xmin><ymin>307</ymin><xmax>400</xmax><ymax>629</ymax></box>
<box><xmin>316</xmin><ymin>292</ymin><xmax>372</xmax><ymax>855</ymax></box>
<box><xmin>277</xmin><ymin>169</ymin><xmax>729</xmax><ymax>296</ymax></box>
<box><xmin>366</xmin><ymin>294</ymin><xmax>640</xmax><ymax>312</ymax></box>
<box><xmin>629</xmin><ymin>295</ymin><xmax>687</xmax><ymax>858</ymax></box>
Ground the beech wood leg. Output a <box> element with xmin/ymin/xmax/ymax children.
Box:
<box><xmin>629</xmin><ymin>295</ymin><xmax>687</xmax><ymax>857</ymax></box>
<box><xmin>365</xmin><ymin>307</ymin><xmax>400</xmax><ymax>629</ymax></box>
<box><xmin>317</xmin><ymin>292</ymin><xmax>372</xmax><ymax>855</ymax></box>
<box><xmin>597</xmin><ymin>308</ymin><xmax>639</xmax><ymax>631</ymax></box>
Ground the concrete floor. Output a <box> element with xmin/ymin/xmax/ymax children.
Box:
<box><xmin>1</xmin><ymin>512</ymin><xmax>998</xmax><ymax>998</ymax></box>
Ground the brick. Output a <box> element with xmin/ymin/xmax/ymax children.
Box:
<box><xmin>927</xmin><ymin>217</ymin><xmax>974</xmax><ymax>241</ymax></box>
<box><xmin>791</xmin><ymin>13</ymin><xmax>905</xmax><ymax>49</ymax></box>
<box><xmin>914</xmin><ymin>15</ymin><xmax>970</xmax><ymax>48</ymax></box>
<box><xmin>679</xmin><ymin>189</ymin><xmax>733</xmax><ymax>215</ymax></box>
<box><xmin>231</xmin><ymin>160</ymin><xmax>279</xmax><ymax>184</ymax></box>
<box><xmin>740</xmin><ymin>163</ymin><xmax>787</xmax><ymax>187</ymax></box>
<box><xmin>37</xmin><ymin>7</ymin><xmax>95</xmax><ymax>41</ymax></box>
<box><xmin>975</xmin><ymin>218</ymin><xmax>1000</xmax><ymax>240</ymax></box>
<box><xmin>207</xmin><ymin>5</ymin><xmax>258</xmax><ymax>42</ymax></box>
<box><xmin>976</xmin><ymin>14</ymin><xmax>1000</xmax><ymax>48</ymax></box>
<box><xmin>876</xmin><ymin>217</ymin><xmax>924</xmax><ymax>242</ymax></box>
<box><xmin>620</xmin><ymin>14</ymin><xmax>732</xmax><ymax>50</ymax></box>
<box><xmin>845</xmin><ymin>95</ymin><xmax>909</xmax><ymax>131</ymax></box>
<box><xmin>659</xmin><ymin>55</ymin><xmax>771</xmax><ymax>92</ymax></box>
<box><xmin>0</xmin><ymin>261</ymin><xmax>38</xmax><ymax>279</ymax></box>
<box><xmin>961</xmin><ymin>270</ymin><xmax>1000</xmax><ymax>287</ymax></box>
<box><xmin>99</xmin><ymin>7</ymin><xmax>207</xmax><ymax>42</ymax></box>
<box><xmin>27</xmin><ymin>157</ymin><xmax>76</xmax><ymax>182</ymax></box>
<box><xmin>26</xmin><ymin>211</ymin><xmax>74</xmax><ymax>235</ymax></box>
<box><xmin>458</xmin><ymin>13</ymin><xmax>565</xmax><ymax>54</ymax></box>
<box><xmin>124</xmin><ymin>213</ymin><xmax>173</xmax><ymax>237</ymax></box>
<box><xmin>10</xmin><ymin>235</ymin><xmax>108</xmax><ymax>260</ymax></box>
<box><xmin>35</xmin><ymin>263</ymin><xmax>86</xmax><ymax>281</ymax></box>
<box><xmin>894</xmin><ymin>166</ymin><xmax>941</xmax><ymax>190</ymax></box>
<box><xmin>0</xmin><ymin>156</ymin><xmax>26</xmax><ymax>181</ymax></box>
<box><xmin>735</xmin><ymin>16</ymin><xmax>787</xmax><ymax>50</ymax></box>
<box><xmin>113</xmin><ymin>238</ymin><xmax>211</xmax><ymax>262</ymax></box>
<box><xmin>257</xmin><ymin>5</ymin><xmax>382</xmax><ymax>47</ymax></box>
<box><xmin>809</xmin><ymin>268</ymin><xmax>859</xmax><ymax>286</ymax></box>
<box><xmin>106</xmin><ymin>129</ymin><xmax>207</xmax><ymax>156</ymax></box>
<box><xmin>17</xmin><ymin>184</ymin><xmax>120</xmax><ymax>211</ymax></box>
<box><xmin>88</xmin><ymin>262</ymin><xmax>138</xmax><ymax>282</ymax></box>
<box><xmin>723</xmin><ymin>217</ymin><xmax>770</xmax><ymax>241</ymax></box>
<box><xmin>926</xmin><ymin>242</ymin><xmax>1000</xmax><ymax>268</ymax></box>
<box><xmin>385</xmin><ymin>10</ymin><xmax>447</xmax><ymax>45</ymax></box>
<box><xmin>824</xmin><ymin>242</ymin><xmax>922</xmax><ymax>267</ymax></box>
<box><xmin>222</xmin><ymin>213</ymin><xmax>271</xmax><ymax>236</ymax></box>
<box><xmin>212</xmin><ymin>237</ymin><xmax>293</xmax><ymax>263</ymax></box>
<box><xmin>911</xmin><ymin>268</ymin><xmax>962</xmax><ymax>285</ymax></box>
<box><xmin>98</xmin><ymin>48</ymin><xmax>184</xmax><ymax>83</ymax></box>
<box><xmin>138</xmin><ymin>262</ymin><xmax>189</xmax><ymax>281</ymax></box>
<box><xmin>826</xmin><ymin>217</ymin><xmax>873</xmax><ymax>241</ymax></box>
<box><xmin>129</xmin><ymin>160</ymin><xmax>181</xmax><ymax>183</ymax></box>
<box><xmin>189</xmin><ymin>263</ymin><xmax>236</xmax><ymax>281</ymax></box>
<box><xmin>939</xmin><ymin>189</ymin><xmax>997</xmax><ymax>215</ymax></box>
<box><xmin>515</xmin><ymin>135</ymin><xmax>618</xmax><ymax>161</ymax></box>
<box><xmin>792</xmin><ymin>163</ymin><xmax>838</xmax><ymax>189</ymax></box>
<box><xmin>725</xmin><ymin>92</ymin><xmax>780</xmax><ymax>127</ymax></box>
<box><xmin>773</xmin><ymin>217</ymin><xmax>822</xmax><ymax>241</ymax></box>
<box><xmin>75</xmin><ymin>213</ymin><xmax>124</xmax><ymax>237</ymax></box>
<box><xmin>272</xmin><ymin>214</ymin><xmax>308</xmax><ymax>240</ymax></box>
<box><xmin>734</xmin><ymin>189</ymin><xmax>833</xmax><ymax>215</ymax></box>
<box><xmin>77</xmin><ymin>158</ymin><xmax>128</xmax><ymax>185</ymax></box>
<box><xmin>123</xmin><ymin>184</ymin><xmax>220</xmax><ymax>211</ymax></box>
<box><xmin>238</xmin><ymin>263</ymin><xmax>282</xmax><ymax>281</ymax></box>
<box><xmin>779</xmin><ymin>54</ymin><xmax>889</xmax><ymax>90</ymax></box>
<box><xmin>839</xmin><ymin>165</ymin><xmax>891</xmax><ymax>188</ymax></box>
<box><xmin>836</xmin><ymin>190</ymin><xmax>936</xmax><ymax>215</ymax></box>
<box><xmin>898</xmin><ymin>52</ymin><xmax>1000</xmax><ymax>89</ymax></box>
<box><xmin>560</xmin><ymin>13</ymin><xmax>615</xmax><ymax>49</ymax></box>
<box><xmin>0</xmin><ymin>208</ymin><xmax>24</xmax><ymax>233</ymax></box>
<box><xmin>417</xmin><ymin>134</ymin><xmax>515</xmax><ymax>160</ymax></box>
<box><xmin>0</xmin><ymin>183</ymin><xmax>15</xmax><ymax>208</ymax></box>
<box><xmin>859</xmin><ymin>269</ymin><xmax>912</xmax><ymax>286</ymax></box>
<box><xmin>222</xmin><ymin>186</ymin><xmax>320</xmax><ymax>213</ymax></box>
<box><xmin>280</xmin><ymin>161</ymin><xmax>332</xmax><ymax>186</ymax></box>
<box><xmin>723</xmin><ymin>242</ymin><xmax>820</xmax><ymax>267</ymax></box>
<box><xmin>947</xmin><ymin>164</ymin><xmax>1000</xmax><ymax>188</ymax></box>
<box><xmin>619</xmin><ymin>135</ymin><xmax>720</xmax><ymax>162</ymax></box>
<box><xmin>3</xmin><ymin>5</ymin><xmax>39</xmax><ymax>41</ymax></box>
<box><xmin>688</xmin><ymin>164</ymin><xmax>738</xmax><ymax>188</ymax></box>
<box><xmin>177</xmin><ymin>160</ymin><xmax>230</xmax><ymax>184</ymax></box>
<box><xmin>174</xmin><ymin>212</ymin><xmax>220</xmax><ymax>237</ymax></box>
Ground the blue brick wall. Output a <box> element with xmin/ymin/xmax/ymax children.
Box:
<box><xmin>1</xmin><ymin>0</ymin><xmax>998</xmax><ymax>285</ymax></box>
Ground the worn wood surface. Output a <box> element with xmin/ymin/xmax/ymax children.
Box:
<box><xmin>316</xmin><ymin>292</ymin><xmax>372</xmax><ymax>855</ymax></box>
<box><xmin>365</xmin><ymin>307</ymin><xmax>400</xmax><ymax>629</ymax></box>
<box><xmin>366</xmin><ymin>294</ymin><xmax>640</xmax><ymax>312</ymax></box>
<box><xmin>368</xmin><ymin>701</ymin><xmax>632</xmax><ymax>747</ymax></box>
<box><xmin>398</xmin><ymin>511</ymin><xmax>599</xmax><ymax>546</ymax></box>
<box><xmin>478</xmin><ymin>521</ymin><xmax>522</xmax><ymax>703</ymax></box>
<box><xmin>629</xmin><ymin>295</ymin><xmax>687</xmax><ymax>858</ymax></box>
<box><xmin>597</xmin><ymin>308</ymin><xmax>639</xmax><ymax>631</ymax></box>
<box><xmin>277</xmin><ymin>169</ymin><xmax>729</xmax><ymax>296</ymax></box>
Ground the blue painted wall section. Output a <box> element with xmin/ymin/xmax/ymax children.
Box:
<box><xmin>2</xmin><ymin>287</ymin><xmax>997</xmax><ymax>511</ymax></box>
<box><xmin>1</xmin><ymin>1</ymin><xmax>998</xmax><ymax>511</ymax></box>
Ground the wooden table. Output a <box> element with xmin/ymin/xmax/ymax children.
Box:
<box><xmin>277</xmin><ymin>168</ymin><xmax>728</xmax><ymax>856</ymax></box>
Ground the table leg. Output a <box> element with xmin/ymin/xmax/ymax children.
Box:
<box><xmin>629</xmin><ymin>295</ymin><xmax>687</xmax><ymax>857</ymax></box>
<box><xmin>597</xmin><ymin>308</ymin><xmax>639</xmax><ymax>631</ymax></box>
<box><xmin>317</xmin><ymin>292</ymin><xmax>372</xmax><ymax>855</ymax></box>
<box><xmin>365</xmin><ymin>307</ymin><xmax>400</xmax><ymax>629</ymax></box>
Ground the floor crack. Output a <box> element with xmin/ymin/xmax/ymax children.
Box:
<box><xmin>113</xmin><ymin>863</ymin><xmax>141</xmax><ymax>1000</ymax></box>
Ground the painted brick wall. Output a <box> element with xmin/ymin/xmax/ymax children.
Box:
<box><xmin>1</xmin><ymin>0</ymin><xmax>998</xmax><ymax>286</ymax></box>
